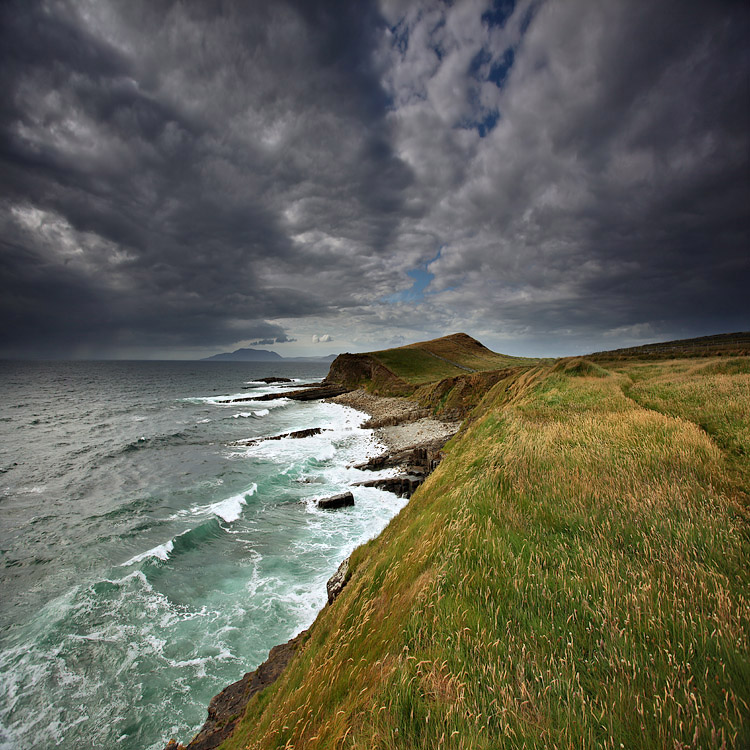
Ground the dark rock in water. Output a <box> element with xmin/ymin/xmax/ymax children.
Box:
<box><xmin>271</xmin><ymin>427</ymin><xmax>322</xmax><ymax>440</ymax></box>
<box><xmin>164</xmin><ymin>630</ymin><xmax>308</xmax><ymax>750</ymax></box>
<box><xmin>356</xmin><ymin>474</ymin><xmax>424</xmax><ymax>498</ymax></box>
<box><xmin>352</xmin><ymin>437</ymin><xmax>451</xmax><ymax>499</ymax></box>
<box><xmin>230</xmin><ymin>384</ymin><xmax>350</xmax><ymax>403</ymax></box>
<box><xmin>256</xmin><ymin>376</ymin><xmax>293</xmax><ymax>384</ymax></box>
<box><xmin>233</xmin><ymin>427</ymin><xmax>323</xmax><ymax>446</ymax></box>
<box><xmin>326</xmin><ymin>557</ymin><xmax>349</xmax><ymax>605</ymax></box>
<box><xmin>317</xmin><ymin>492</ymin><xmax>354</xmax><ymax>510</ymax></box>
<box><xmin>353</xmin><ymin>439</ymin><xmax>447</xmax><ymax>475</ymax></box>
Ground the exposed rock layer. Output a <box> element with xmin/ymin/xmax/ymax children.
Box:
<box><xmin>326</xmin><ymin>558</ymin><xmax>349</xmax><ymax>605</ymax></box>
<box><xmin>253</xmin><ymin>384</ymin><xmax>350</xmax><ymax>402</ymax></box>
<box><xmin>354</xmin><ymin>438</ymin><xmax>451</xmax><ymax>498</ymax></box>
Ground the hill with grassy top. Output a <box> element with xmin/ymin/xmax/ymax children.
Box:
<box><xmin>178</xmin><ymin>334</ymin><xmax>749</xmax><ymax>750</ymax></box>
<box><xmin>325</xmin><ymin>333</ymin><xmax>536</xmax><ymax>394</ymax></box>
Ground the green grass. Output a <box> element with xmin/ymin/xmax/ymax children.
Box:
<box><xmin>219</xmin><ymin>359</ymin><xmax>749</xmax><ymax>750</ymax></box>
<box><xmin>623</xmin><ymin>357</ymin><xmax>750</xmax><ymax>499</ymax></box>
<box><xmin>367</xmin><ymin>333</ymin><xmax>537</xmax><ymax>386</ymax></box>
<box><xmin>408</xmin><ymin>334</ymin><xmax>537</xmax><ymax>372</ymax></box>
<box><xmin>371</xmin><ymin>348</ymin><xmax>470</xmax><ymax>385</ymax></box>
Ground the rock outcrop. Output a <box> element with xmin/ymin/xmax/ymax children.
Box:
<box><xmin>353</xmin><ymin>438</ymin><xmax>449</xmax><ymax>498</ymax></box>
<box><xmin>317</xmin><ymin>492</ymin><xmax>355</xmax><ymax>510</ymax></box>
<box><xmin>232</xmin><ymin>427</ymin><xmax>324</xmax><ymax>446</ymax></box>
<box><xmin>356</xmin><ymin>473</ymin><xmax>425</xmax><ymax>498</ymax></box>
<box><xmin>354</xmin><ymin>439</ymin><xmax>447</xmax><ymax>474</ymax></box>
<box><xmin>235</xmin><ymin>384</ymin><xmax>350</xmax><ymax>402</ymax></box>
<box><xmin>326</xmin><ymin>558</ymin><xmax>349</xmax><ymax>605</ymax></box>
<box><xmin>324</xmin><ymin>353</ymin><xmax>412</xmax><ymax>395</ymax></box>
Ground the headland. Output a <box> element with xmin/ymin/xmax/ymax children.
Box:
<box><xmin>165</xmin><ymin>332</ymin><xmax>750</xmax><ymax>750</ymax></box>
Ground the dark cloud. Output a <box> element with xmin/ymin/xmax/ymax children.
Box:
<box><xmin>0</xmin><ymin>0</ymin><xmax>413</xmax><ymax>357</ymax></box>
<box><xmin>1</xmin><ymin>0</ymin><xmax>748</xmax><ymax>358</ymax></box>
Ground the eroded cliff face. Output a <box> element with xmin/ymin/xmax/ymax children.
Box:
<box><xmin>411</xmin><ymin>368</ymin><xmax>517</xmax><ymax>421</ymax></box>
<box><xmin>324</xmin><ymin>353</ymin><xmax>411</xmax><ymax>395</ymax></box>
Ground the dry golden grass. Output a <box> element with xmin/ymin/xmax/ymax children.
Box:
<box><xmin>221</xmin><ymin>358</ymin><xmax>749</xmax><ymax>750</ymax></box>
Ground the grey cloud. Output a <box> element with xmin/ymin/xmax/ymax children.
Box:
<box><xmin>1</xmin><ymin>0</ymin><xmax>748</xmax><ymax>359</ymax></box>
<box><xmin>247</xmin><ymin>336</ymin><xmax>297</xmax><ymax>346</ymax></box>
<box><xmin>379</xmin><ymin>0</ymin><xmax>749</xmax><ymax>351</ymax></box>
<box><xmin>0</xmin><ymin>0</ymin><xmax>416</xmax><ymax>357</ymax></box>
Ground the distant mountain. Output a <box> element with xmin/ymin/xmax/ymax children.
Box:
<box><xmin>202</xmin><ymin>349</ymin><xmax>338</xmax><ymax>362</ymax></box>
<box><xmin>203</xmin><ymin>348</ymin><xmax>283</xmax><ymax>361</ymax></box>
<box><xmin>286</xmin><ymin>354</ymin><xmax>338</xmax><ymax>363</ymax></box>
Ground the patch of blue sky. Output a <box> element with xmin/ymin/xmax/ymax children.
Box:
<box><xmin>481</xmin><ymin>0</ymin><xmax>516</xmax><ymax>30</ymax></box>
<box><xmin>389</xmin><ymin>18</ymin><xmax>409</xmax><ymax>55</ymax></box>
<box><xmin>489</xmin><ymin>47</ymin><xmax>515</xmax><ymax>88</ymax></box>
<box><xmin>460</xmin><ymin>83</ymin><xmax>501</xmax><ymax>137</ymax></box>
<box><xmin>382</xmin><ymin>250</ymin><xmax>443</xmax><ymax>304</ymax></box>
<box><xmin>469</xmin><ymin>47</ymin><xmax>493</xmax><ymax>79</ymax></box>
<box><xmin>475</xmin><ymin>110</ymin><xmax>499</xmax><ymax>137</ymax></box>
<box><xmin>464</xmin><ymin>41</ymin><xmax>516</xmax><ymax>138</ymax></box>
<box><xmin>518</xmin><ymin>2</ymin><xmax>541</xmax><ymax>35</ymax></box>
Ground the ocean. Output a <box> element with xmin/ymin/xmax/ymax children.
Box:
<box><xmin>0</xmin><ymin>360</ymin><xmax>404</xmax><ymax>749</ymax></box>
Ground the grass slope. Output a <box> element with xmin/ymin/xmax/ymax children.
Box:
<box><xmin>370</xmin><ymin>333</ymin><xmax>535</xmax><ymax>386</ymax></box>
<box><xmin>220</xmin><ymin>357</ymin><xmax>749</xmax><ymax>749</ymax></box>
<box><xmin>588</xmin><ymin>331</ymin><xmax>750</xmax><ymax>360</ymax></box>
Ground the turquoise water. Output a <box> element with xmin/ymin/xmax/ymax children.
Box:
<box><xmin>0</xmin><ymin>361</ymin><xmax>404</xmax><ymax>749</ymax></box>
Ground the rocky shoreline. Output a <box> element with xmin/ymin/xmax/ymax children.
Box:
<box><xmin>163</xmin><ymin>389</ymin><xmax>459</xmax><ymax>750</ymax></box>
<box><xmin>329</xmin><ymin>389</ymin><xmax>461</xmax><ymax>452</ymax></box>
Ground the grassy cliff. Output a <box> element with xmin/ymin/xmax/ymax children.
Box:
<box><xmin>216</xmin><ymin>342</ymin><xmax>749</xmax><ymax>749</ymax></box>
<box><xmin>325</xmin><ymin>333</ymin><xmax>536</xmax><ymax>394</ymax></box>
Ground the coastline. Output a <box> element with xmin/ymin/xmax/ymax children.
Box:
<box><xmin>165</xmin><ymin>389</ymin><xmax>459</xmax><ymax>750</ymax></box>
<box><xmin>329</xmin><ymin>389</ymin><xmax>461</xmax><ymax>452</ymax></box>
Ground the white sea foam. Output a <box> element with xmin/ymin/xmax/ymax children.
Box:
<box><xmin>121</xmin><ymin>540</ymin><xmax>174</xmax><ymax>566</ymax></box>
<box><xmin>186</xmin><ymin>391</ymin><xmax>291</xmax><ymax>407</ymax></box>
<box><xmin>0</xmin><ymin>720</ymin><xmax>16</xmax><ymax>750</ymax></box>
<box><xmin>0</xmin><ymin>379</ymin><xmax>414</xmax><ymax>750</ymax></box>
<box><xmin>170</xmin><ymin>484</ymin><xmax>258</xmax><ymax>523</ymax></box>
<box><xmin>241</xmin><ymin>403</ymin><xmax>382</xmax><ymax>471</ymax></box>
<box><xmin>16</xmin><ymin>485</ymin><xmax>47</xmax><ymax>495</ymax></box>
<box><xmin>206</xmin><ymin>484</ymin><xmax>257</xmax><ymax>523</ymax></box>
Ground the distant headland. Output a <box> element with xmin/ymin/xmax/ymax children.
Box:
<box><xmin>202</xmin><ymin>347</ymin><xmax>337</xmax><ymax>363</ymax></box>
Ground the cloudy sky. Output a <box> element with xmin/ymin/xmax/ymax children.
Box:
<box><xmin>1</xmin><ymin>0</ymin><xmax>748</xmax><ymax>359</ymax></box>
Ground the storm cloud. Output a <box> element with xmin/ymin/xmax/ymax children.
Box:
<box><xmin>1</xmin><ymin>0</ymin><xmax>748</xmax><ymax>358</ymax></box>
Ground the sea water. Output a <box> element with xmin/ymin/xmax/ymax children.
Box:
<box><xmin>0</xmin><ymin>360</ymin><xmax>404</xmax><ymax>749</ymax></box>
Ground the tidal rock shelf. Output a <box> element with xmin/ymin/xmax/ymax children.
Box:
<box><xmin>231</xmin><ymin>427</ymin><xmax>324</xmax><ymax>447</ymax></box>
<box><xmin>226</xmin><ymin>383</ymin><xmax>350</xmax><ymax>403</ymax></box>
